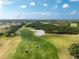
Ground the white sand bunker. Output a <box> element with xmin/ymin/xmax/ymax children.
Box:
<box><xmin>31</xmin><ymin>30</ymin><xmax>45</xmax><ymax>36</ymax></box>
<box><xmin>35</xmin><ymin>30</ymin><xmax>45</xmax><ymax>36</ymax></box>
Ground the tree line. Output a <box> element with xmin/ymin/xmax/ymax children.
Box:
<box><xmin>26</xmin><ymin>22</ymin><xmax>79</xmax><ymax>34</ymax></box>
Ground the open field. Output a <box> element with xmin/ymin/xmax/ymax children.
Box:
<box><xmin>12</xmin><ymin>28</ymin><xmax>59</xmax><ymax>59</ymax></box>
<box><xmin>44</xmin><ymin>34</ymin><xmax>79</xmax><ymax>59</ymax></box>
<box><xmin>0</xmin><ymin>36</ymin><xmax>21</xmax><ymax>59</ymax></box>
<box><xmin>0</xmin><ymin>27</ymin><xmax>79</xmax><ymax>59</ymax></box>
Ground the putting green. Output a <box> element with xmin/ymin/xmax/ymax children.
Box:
<box><xmin>12</xmin><ymin>28</ymin><xmax>59</xmax><ymax>59</ymax></box>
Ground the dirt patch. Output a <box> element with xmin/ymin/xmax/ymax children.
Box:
<box><xmin>0</xmin><ymin>36</ymin><xmax>21</xmax><ymax>59</ymax></box>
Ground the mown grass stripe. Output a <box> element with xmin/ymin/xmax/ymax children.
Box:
<box><xmin>12</xmin><ymin>28</ymin><xmax>59</xmax><ymax>59</ymax></box>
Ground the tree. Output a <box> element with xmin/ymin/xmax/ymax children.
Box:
<box><xmin>68</xmin><ymin>43</ymin><xmax>79</xmax><ymax>59</ymax></box>
<box><xmin>0</xmin><ymin>32</ymin><xmax>3</xmax><ymax>36</ymax></box>
<box><xmin>6</xmin><ymin>22</ymin><xmax>25</xmax><ymax>37</ymax></box>
<box><xmin>26</xmin><ymin>22</ymin><xmax>79</xmax><ymax>34</ymax></box>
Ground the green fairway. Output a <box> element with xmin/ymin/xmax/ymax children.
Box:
<box><xmin>12</xmin><ymin>28</ymin><xmax>59</xmax><ymax>59</ymax></box>
<box><xmin>43</xmin><ymin>34</ymin><xmax>79</xmax><ymax>59</ymax></box>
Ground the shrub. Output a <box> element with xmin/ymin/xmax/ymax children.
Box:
<box><xmin>68</xmin><ymin>43</ymin><xmax>79</xmax><ymax>59</ymax></box>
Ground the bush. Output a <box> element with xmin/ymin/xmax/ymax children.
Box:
<box><xmin>0</xmin><ymin>32</ymin><xmax>4</xmax><ymax>36</ymax></box>
<box><xmin>68</xmin><ymin>43</ymin><xmax>79</xmax><ymax>59</ymax></box>
<box><xmin>6</xmin><ymin>22</ymin><xmax>25</xmax><ymax>37</ymax></box>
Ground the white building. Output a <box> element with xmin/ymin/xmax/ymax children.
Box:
<box><xmin>70</xmin><ymin>23</ymin><xmax>77</xmax><ymax>27</ymax></box>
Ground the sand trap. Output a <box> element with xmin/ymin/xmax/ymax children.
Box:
<box><xmin>32</xmin><ymin>30</ymin><xmax>45</xmax><ymax>36</ymax></box>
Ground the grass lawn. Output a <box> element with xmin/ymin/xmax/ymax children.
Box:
<box><xmin>43</xmin><ymin>34</ymin><xmax>79</xmax><ymax>59</ymax></box>
<box><xmin>12</xmin><ymin>28</ymin><xmax>59</xmax><ymax>59</ymax></box>
<box><xmin>0</xmin><ymin>36</ymin><xmax>21</xmax><ymax>59</ymax></box>
<box><xmin>0</xmin><ymin>27</ymin><xmax>79</xmax><ymax>59</ymax></box>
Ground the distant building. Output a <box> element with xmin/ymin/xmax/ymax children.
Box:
<box><xmin>70</xmin><ymin>23</ymin><xmax>77</xmax><ymax>27</ymax></box>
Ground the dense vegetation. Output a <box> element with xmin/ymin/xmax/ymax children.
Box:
<box><xmin>68</xmin><ymin>43</ymin><xmax>79</xmax><ymax>59</ymax></box>
<box><xmin>6</xmin><ymin>23</ymin><xmax>25</xmax><ymax>37</ymax></box>
<box><xmin>26</xmin><ymin>21</ymin><xmax>79</xmax><ymax>34</ymax></box>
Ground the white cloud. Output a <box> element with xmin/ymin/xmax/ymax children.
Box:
<box><xmin>57</xmin><ymin>0</ymin><xmax>62</xmax><ymax>3</ymax></box>
<box><xmin>0</xmin><ymin>12</ymin><xmax>60</xmax><ymax>19</ymax></box>
<box><xmin>43</xmin><ymin>3</ymin><xmax>48</xmax><ymax>7</ymax></box>
<box><xmin>0</xmin><ymin>4</ymin><xmax>2</xmax><ymax>8</ymax></box>
<box><xmin>0</xmin><ymin>0</ymin><xmax>12</xmax><ymax>5</ymax></box>
<box><xmin>70</xmin><ymin>10</ymin><xmax>77</xmax><ymax>15</ymax></box>
<box><xmin>70</xmin><ymin>10</ymin><xmax>79</xmax><ymax>15</ymax></box>
<box><xmin>30</xmin><ymin>2</ymin><xmax>36</xmax><ymax>6</ymax></box>
<box><xmin>78</xmin><ymin>12</ymin><xmax>79</xmax><ymax>14</ymax></box>
<box><xmin>0</xmin><ymin>0</ymin><xmax>12</xmax><ymax>10</ymax></box>
<box><xmin>41</xmin><ymin>12</ymin><xmax>50</xmax><ymax>16</ymax></box>
<box><xmin>54</xmin><ymin>13</ymin><xmax>59</xmax><ymax>16</ymax></box>
<box><xmin>69</xmin><ymin>0</ymin><xmax>79</xmax><ymax>2</ymax></box>
<box><xmin>20</xmin><ymin>5</ymin><xmax>27</xmax><ymax>8</ymax></box>
<box><xmin>62</xmin><ymin>3</ymin><xmax>69</xmax><ymax>8</ymax></box>
<box><xmin>52</xmin><ymin>4</ymin><xmax>58</xmax><ymax>10</ymax></box>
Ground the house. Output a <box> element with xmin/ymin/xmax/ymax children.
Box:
<box><xmin>70</xmin><ymin>23</ymin><xmax>77</xmax><ymax>27</ymax></box>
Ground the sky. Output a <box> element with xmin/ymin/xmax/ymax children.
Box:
<box><xmin>0</xmin><ymin>0</ymin><xmax>79</xmax><ymax>19</ymax></box>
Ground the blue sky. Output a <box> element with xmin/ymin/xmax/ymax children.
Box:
<box><xmin>0</xmin><ymin>0</ymin><xmax>79</xmax><ymax>19</ymax></box>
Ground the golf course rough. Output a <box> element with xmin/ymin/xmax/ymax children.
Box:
<box><xmin>12</xmin><ymin>28</ymin><xmax>59</xmax><ymax>59</ymax></box>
